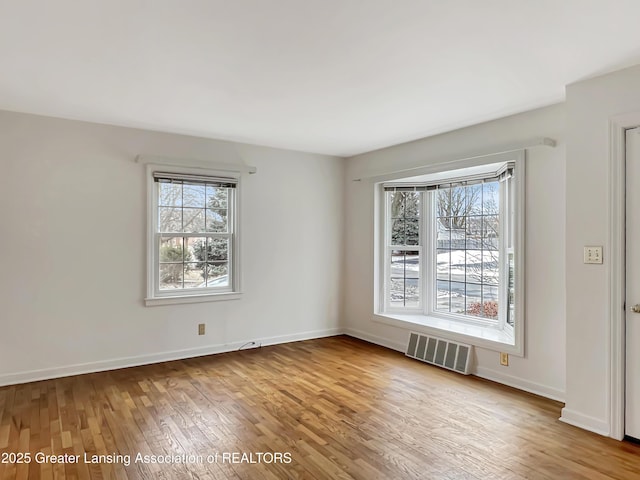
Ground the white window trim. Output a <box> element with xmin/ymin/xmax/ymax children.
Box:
<box><xmin>383</xmin><ymin>191</ymin><xmax>424</xmax><ymax>313</ymax></box>
<box><xmin>373</xmin><ymin>150</ymin><xmax>525</xmax><ymax>356</ymax></box>
<box><xmin>144</xmin><ymin>163</ymin><xmax>243</xmax><ymax>307</ymax></box>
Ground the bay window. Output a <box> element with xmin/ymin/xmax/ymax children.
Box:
<box><xmin>376</xmin><ymin>152</ymin><xmax>524</xmax><ymax>353</ymax></box>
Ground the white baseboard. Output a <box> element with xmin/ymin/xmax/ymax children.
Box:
<box><xmin>559</xmin><ymin>407</ymin><xmax>610</xmax><ymax>437</ymax></box>
<box><xmin>344</xmin><ymin>328</ymin><xmax>565</xmax><ymax>403</ymax></box>
<box><xmin>343</xmin><ymin>327</ymin><xmax>406</xmax><ymax>353</ymax></box>
<box><xmin>0</xmin><ymin>325</ymin><xmax>579</xmax><ymax>433</ymax></box>
<box><xmin>0</xmin><ymin>327</ymin><xmax>343</xmax><ymax>387</ymax></box>
<box><xmin>474</xmin><ymin>366</ymin><xmax>566</xmax><ymax>402</ymax></box>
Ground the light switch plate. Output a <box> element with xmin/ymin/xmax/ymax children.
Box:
<box><xmin>584</xmin><ymin>246</ymin><xmax>603</xmax><ymax>264</ymax></box>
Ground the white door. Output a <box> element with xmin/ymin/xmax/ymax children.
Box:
<box><xmin>626</xmin><ymin>126</ymin><xmax>640</xmax><ymax>440</ymax></box>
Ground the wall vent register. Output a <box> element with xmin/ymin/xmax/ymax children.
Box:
<box><xmin>405</xmin><ymin>332</ymin><xmax>472</xmax><ymax>375</ymax></box>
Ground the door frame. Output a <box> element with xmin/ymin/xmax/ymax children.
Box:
<box><xmin>609</xmin><ymin>113</ymin><xmax>640</xmax><ymax>440</ymax></box>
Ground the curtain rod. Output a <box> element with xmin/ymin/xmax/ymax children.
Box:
<box><xmin>136</xmin><ymin>154</ymin><xmax>257</xmax><ymax>174</ymax></box>
<box><xmin>352</xmin><ymin>137</ymin><xmax>556</xmax><ymax>183</ymax></box>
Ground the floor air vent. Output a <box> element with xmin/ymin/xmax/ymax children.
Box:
<box><xmin>405</xmin><ymin>332</ymin><xmax>472</xmax><ymax>375</ymax></box>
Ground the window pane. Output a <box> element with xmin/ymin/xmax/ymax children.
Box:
<box><xmin>206</xmin><ymin>208</ymin><xmax>228</xmax><ymax>232</ymax></box>
<box><xmin>483</xmin><ymin>250</ymin><xmax>499</xmax><ymax>285</ymax></box>
<box><xmin>404</xmin><ymin>192</ymin><xmax>420</xmax><ymax>217</ymax></box>
<box><xmin>405</xmin><ymin>253</ymin><xmax>420</xmax><ymax>279</ymax></box>
<box><xmin>484</xmin><ymin>215</ymin><xmax>499</xmax><ymax>250</ymax></box>
<box><xmin>207</xmin><ymin>263</ymin><xmax>228</xmax><ymax>286</ymax></box>
<box><xmin>450</xmin><ymin>216</ymin><xmax>465</xmax><ymax>244</ymax></box>
<box><xmin>465</xmin><ymin>283</ymin><xmax>482</xmax><ymax>316</ymax></box>
<box><xmin>389</xmin><ymin>250</ymin><xmax>420</xmax><ymax>308</ymax></box>
<box><xmin>405</xmin><ymin>278</ymin><xmax>420</xmax><ymax>307</ymax></box>
<box><xmin>483</xmin><ymin>286</ymin><xmax>499</xmax><ymax>319</ymax></box>
<box><xmin>467</xmin><ymin>286</ymin><xmax>499</xmax><ymax>320</ymax></box>
<box><xmin>450</xmin><ymin>281</ymin><xmax>465</xmax><ymax>313</ymax></box>
<box><xmin>183</xmin><ymin>184</ymin><xmax>206</xmax><ymax>208</ymax></box>
<box><xmin>432</xmin><ymin>182</ymin><xmax>502</xmax><ymax>322</ymax></box>
<box><xmin>449</xmin><ymin>249</ymin><xmax>466</xmax><ymax>283</ymax></box>
<box><xmin>435</xmin><ymin>189</ymin><xmax>450</xmax><ymax>218</ymax></box>
<box><xmin>437</xmin><ymin>186</ymin><xmax>468</xmax><ymax>249</ymax></box>
<box><xmin>153</xmin><ymin>177</ymin><xmax>236</xmax><ymax>297</ymax></box>
<box><xmin>183</xmin><ymin>262</ymin><xmax>204</xmax><ymax>288</ymax></box>
<box><xmin>184</xmin><ymin>237</ymin><xmax>204</xmax><ymax>263</ymax></box>
<box><xmin>389</xmin><ymin>278</ymin><xmax>406</xmax><ymax>309</ymax></box>
<box><xmin>436</xmin><ymin>279</ymin><xmax>451</xmax><ymax>311</ymax></box>
<box><xmin>208</xmin><ymin>237</ymin><xmax>229</xmax><ymax>261</ymax></box>
<box><xmin>436</xmin><ymin>280</ymin><xmax>466</xmax><ymax>313</ymax></box>
<box><xmin>206</xmin><ymin>186</ymin><xmax>228</xmax><ymax>208</ymax></box>
<box><xmin>436</xmin><ymin>219</ymin><xmax>451</xmax><ymax>249</ymax></box>
<box><xmin>467</xmin><ymin>184</ymin><xmax>482</xmax><ymax>215</ymax></box>
<box><xmin>159</xmin><ymin>264</ymin><xmax>183</xmax><ymax>289</ymax></box>
<box><xmin>388</xmin><ymin>192</ymin><xmax>420</xmax><ymax>247</ymax></box>
<box><xmin>483</xmin><ymin>285</ymin><xmax>499</xmax><ymax>302</ymax></box>
<box><xmin>390</xmin><ymin>250</ymin><xmax>419</xmax><ymax>278</ymax></box>
<box><xmin>158</xmin><ymin>207</ymin><xmax>182</xmax><ymax>233</ymax></box>
<box><xmin>158</xmin><ymin>183</ymin><xmax>182</xmax><ymax>207</ymax></box>
<box><xmin>159</xmin><ymin>237</ymin><xmax>184</xmax><ymax>262</ymax></box>
<box><xmin>183</xmin><ymin>208</ymin><xmax>205</xmax><ymax>233</ymax></box>
<box><xmin>465</xmin><ymin>249</ymin><xmax>483</xmax><ymax>283</ymax></box>
<box><xmin>436</xmin><ymin>249</ymin><xmax>450</xmax><ymax>281</ymax></box>
<box><xmin>187</xmin><ymin>238</ymin><xmax>208</xmax><ymax>284</ymax></box>
<box><xmin>389</xmin><ymin>192</ymin><xmax>420</xmax><ymax>218</ymax></box>
<box><xmin>390</xmin><ymin>252</ymin><xmax>404</xmax><ymax>278</ymax></box>
<box><xmin>405</xmin><ymin>217</ymin><xmax>419</xmax><ymax>245</ymax></box>
<box><xmin>391</xmin><ymin>219</ymin><xmax>405</xmax><ymax>245</ymax></box>
<box><xmin>483</xmin><ymin>182</ymin><xmax>499</xmax><ymax>215</ymax></box>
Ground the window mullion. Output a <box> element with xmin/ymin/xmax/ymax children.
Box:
<box><xmin>498</xmin><ymin>179</ymin><xmax>506</xmax><ymax>330</ymax></box>
<box><xmin>424</xmin><ymin>191</ymin><xmax>432</xmax><ymax>315</ymax></box>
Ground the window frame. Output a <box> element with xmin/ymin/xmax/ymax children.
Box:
<box><xmin>425</xmin><ymin>177</ymin><xmax>507</xmax><ymax>328</ymax></box>
<box><xmin>374</xmin><ymin>151</ymin><xmax>525</xmax><ymax>355</ymax></box>
<box><xmin>144</xmin><ymin>164</ymin><xmax>242</xmax><ymax>306</ymax></box>
<box><xmin>384</xmin><ymin>188</ymin><xmax>424</xmax><ymax>314</ymax></box>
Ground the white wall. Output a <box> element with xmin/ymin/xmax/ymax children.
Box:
<box><xmin>563</xmin><ymin>63</ymin><xmax>640</xmax><ymax>436</ymax></box>
<box><xmin>0</xmin><ymin>110</ymin><xmax>344</xmax><ymax>385</ymax></box>
<box><xmin>343</xmin><ymin>104</ymin><xmax>566</xmax><ymax>401</ymax></box>
<box><xmin>6</xmin><ymin>62</ymin><xmax>640</xmax><ymax>437</ymax></box>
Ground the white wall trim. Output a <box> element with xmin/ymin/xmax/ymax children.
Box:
<box><xmin>353</xmin><ymin>138</ymin><xmax>555</xmax><ymax>182</ymax></box>
<box><xmin>136</xmin><ymin>154</ymin><xmax>257</xmax><ymax>174</ymax></box>
<box><xmin>143</xmin><ymin>163</ymin><xmax>243</xmax><ymax>303</ymax></box>
<box><xmin>0</xmin><ymin>328</ymin><xmax>342</xmax><ymax>387</ymax></box>
<box><xmin>1</xmin><ymin>325</ymin><xmax>566</xmax><ymax>406</ymax></box>
<box><xmin>343</xmin><ymin>327</ymin><xmax>406</xmax><ymax>352</ymax></box>
<box><xmin>560</xmin><ymin>407</ymin><xmax>610</xmax><ymax>437</ymax></box>
<box><xmin>608</xmin><ymin>112</ymin><xmax>640</xmax><ymax>440</ymax></box>
<box><xmin>609</xmin><ymin>117</ymin><xmax>626</xmax><ymax>441</ymax></box>
<box><xmin>371</xmin><ymin>313</ymin><xmax>519</xmax><ymax>355</ymax></box>
<box><xmin>344</xmin><ymin>328</ymin><xmax>564</xmax><ymax>402</ymax></box>
<box><xmin>474</xmin><ymin>366</ymin><xmax>565</xmax><ymax>402</ymax></box>
<box><xmin>0</xmin><ymin>327</ymin><xmax>568</xmax><ymax>404</ymax></box>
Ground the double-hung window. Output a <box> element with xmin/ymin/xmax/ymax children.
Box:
<box><xmin>145</xmin><ymin>169</ymin><xmax>240</xmax><ymax>305</ymax></box>
<box><xmin>377</xmin><ymin>152</ymin><xmax>524</xmax><ymax>353</ymax></box>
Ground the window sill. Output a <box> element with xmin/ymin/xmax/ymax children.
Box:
<box><xmin>145</xmin><ymin>292</ymin><xmax>242</xmax><ymax>307</ymax></box>
<box><xmin>373</xmin><ymin>312</ymin><xmax>521</xmax><ymax>356</ymax></box>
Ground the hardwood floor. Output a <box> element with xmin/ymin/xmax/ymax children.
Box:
<box><xmin>1</xmin><ymin>336</ymin><xmax>639</xmax><ymax>480</ymax></box>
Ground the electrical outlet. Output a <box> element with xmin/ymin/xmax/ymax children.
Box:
<box><xmin>198</xmin><ymin>323</ymin><xmax>205</xmax><ymax>335</ymax></box>
<box><xmin>500</xmin><ymin>352</ymin><xmax>509</xmax><ymax>366</ymax></box>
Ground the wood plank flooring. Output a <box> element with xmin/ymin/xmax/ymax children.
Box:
<box><xmin>0</xmin><ymin>335</ymin><xmax>639</xmax><ymax>479</ymax></box>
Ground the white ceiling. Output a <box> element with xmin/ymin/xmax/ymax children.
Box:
<box><xmin>1</xmin><ymin>1</ymin><xmax>640</xmax><ymax>157</ymax></box>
